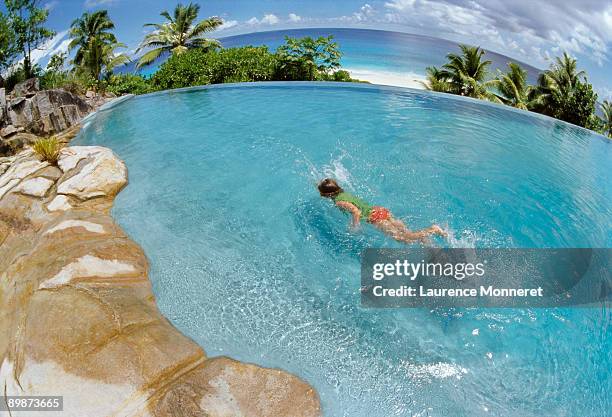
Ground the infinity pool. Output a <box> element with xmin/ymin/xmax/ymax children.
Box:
<box><xmin>77</xmin><ymin>83</ymin><xmax>611</xmax><ymax>417</ymax></box>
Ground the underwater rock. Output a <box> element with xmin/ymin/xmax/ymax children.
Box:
<box><xmin>0</xmin><ymin>146</ymin><xmax>321</xmax><ymax>417</ymax></box>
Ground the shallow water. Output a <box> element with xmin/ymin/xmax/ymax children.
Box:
<box><xmin>76</xmin><ymin>83</ymin><xmax>611</xmax><ymax>417</ymax></box>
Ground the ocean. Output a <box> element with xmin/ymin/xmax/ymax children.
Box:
<box><xmin>121</xmin><ymin>28</ymin><xmax>542</xmax><ymax>88</ymax></box>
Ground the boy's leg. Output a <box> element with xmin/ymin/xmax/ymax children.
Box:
<box><xmin>375</xmin><ymin>218</ymin><xmax>446</xmax><ymax>243</ymax></box>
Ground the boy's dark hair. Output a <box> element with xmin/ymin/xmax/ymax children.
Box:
<box><xmin>318</xmin><ymin>178</ymin><xmax>343</xmax><ymax>198</ymax></box>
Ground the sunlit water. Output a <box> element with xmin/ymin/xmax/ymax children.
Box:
<box><xmin>76</xmin><ymin>83</ymin><xmax>611</xmax><ymax>417</ymax></box>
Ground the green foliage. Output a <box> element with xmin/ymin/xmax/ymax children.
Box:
<box><xmin>32</xmin><ymin>137</ymin><xmax>60</xmax><ymax>165</ymax></box>
<box><xmin>149</xmin><ymin>38</ymin><xmax>356</xmax><ymax>91</ymax></box>
<box><xmin>107</xmin><ymin>74</ymin><xmax>154</xmax><ymax>95</ymax></box>
<box><xmin>600</xmin><ymin>101</ymin><xmax>612</xmax><ymax>138</ymax></box>
<box><xmin>46</xmin><ymin>52</ymin><xmax>67</xmax><ymax>72</ymax></box>
<box><xmin>331</xmin><ymin>70</ymin><xmax>353</xmax><ymax>82</ymax></box>
<box><xmin>39</xmin><ymin>52</ymin><xmax>68</xmax><ymax>89</ymax></box>
<box><xmin>276</xmin><ymin>35</ymin><xmax>341</xmax><ymax>81</ymax></box>
<box><xmin>493</xmin><ymin>62</ymin><xmax>533</xmax><ymax>110</ymax></box>
<box><xmin>69</xmin><ymin>10</ymin><xmax>129</xmax><ymax>84</ymax></box>
<box><xmin>0</xmin><ymin>12</ymin><xmax>17</xmax><ymax>74</ymax></box>
<box><xmin>530</xmin><ymin>53</ymin><xmax>598</xmax><ymax>129</ymax></box>
<box><xmin>5</xmin><ymin>0</ymin><xmax>55</xmax><ymax>79</ymax></box>
<box><xmin>421</xmin><ymin>66</ymin><xmax>452</xmax><ymax>92</ymax></box>
<box><xmin>4</xmin><ymin>61</ymin><xmax>42</xmax><ymax>90</ymax></box>
<box><xmin>422</xmin><ymin>45</ymin><xmax>498</xmax><ymax>101</ymax></box>
<box><xmin>446</xmin><ymin>45</ymin><xmax>493</xmax><ymax>98</ymax></box>
<box><xmin>137</xmin><ymin>2</ymin><xmax>222</xmax><ymax>68</ymax></box>
<box><xmin>151</xmin><ymin>46</ymin><xmax>278</xmax><ymax>89</ymax></box>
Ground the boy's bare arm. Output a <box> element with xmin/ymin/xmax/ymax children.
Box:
<box><xmin>335</xmin><ymin>201</ymin><xmax>361</xmax><ymax>226</ymax></box>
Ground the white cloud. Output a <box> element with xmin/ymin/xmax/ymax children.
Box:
<box><xmin>31</xmin><ymin>30</ymin><xmax>71</xmax><ymax>67</ymax></box>
<box><xmin>288</xmin><ymin>13</ymin><xmax>302</xmax><ymax>23</ymax></box>
<box><xmin>246</xmin><ymin>13</ymin><xmax>280</xmax><ymax>26</ymax></box>
<box><xmin>217</xmin><ymin>20</ymin><xmax>238</xmax><ymax>31</ymax></box>
<box><xmin>261</xmin><ymin>14</ymin><xmax>279</xmax><ymax>25</ymax></box>
<box><xmin>84</xmin><ymin>0</ymin><xmax>118</xmax><ymax>8</ymax></box>
<box><xmin>379</xmin><ymin>0</ymin><xmax>610</xmax><ymax>70</ymax></box>
<box><xmin>43</xmin><ymin>0</ymin><xmax>58</xmax><ymax>10</ymax></box>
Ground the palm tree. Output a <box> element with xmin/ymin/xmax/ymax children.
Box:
<box><xmin>530</xmin><ymin>52</ymin><xmax>586</xmax><ymax>116</ymax></box>
<box><xmin>420</xmin><ymin>66</ymin><xmax>451</xmax><ymax>92</ymax></box>
<box><xmin>600</xmin><ymin>100</ymin><xmax>612</xmax><ymax>138</ymax></box>
<box><xmin>493</xmin><ymin>62</ymin><xmax>533</xmax><ymax>110</ymax></box>
<box><xmin>69</xmin><ymin>10</ymin><xmax>126</xmax><ymax>81</ymax></box>
<box><xmin>136</xmin><ymin>3</ymin><xmax>223</xmax><ymax>68</ymax></box>
<box><xmin>439</xmin><ymin>44</ymin><xmax>497</xmax><ymax>100</ymax></box>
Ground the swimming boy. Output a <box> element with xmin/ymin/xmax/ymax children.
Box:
<box><xmin>318</xmin><ymin>178</ymin><xmax>446</xmax><ymax>243</ymax></box>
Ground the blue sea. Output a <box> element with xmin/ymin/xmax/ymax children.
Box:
<box><xmin>121</xmin><ymin>28</ymin><xmax>541</xmax><ymax>85</ymax></box>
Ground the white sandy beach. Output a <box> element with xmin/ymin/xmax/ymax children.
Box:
<box><xmin>346</xmin><ymin>68</ymin><xmax>427</xmax><ymax>89</ymax></box>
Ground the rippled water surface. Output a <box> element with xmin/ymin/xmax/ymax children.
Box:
<box><xmin>77</xmin><ymin>83</ymin><xmax>611</xmax><ymax>417</ymax></box>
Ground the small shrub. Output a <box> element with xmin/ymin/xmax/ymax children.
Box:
<box><xmin>331</xmin><ymin>70</ymin><xmax>353</xmax><ymax>82</ymax></box>
<box><xmin>32</xmin><ymin>137</ymin><xmax>61</xmax><ymax>165</ymax></box>
<box><xmin>106</xmin><ymin>74</ymin><xmax>154</xmax><ymax>95</ymax></box>
<box><xmin>4</xmin><ymin>63</ymin><xmax>43</xmax><ymax>91</ymax></box>
<box><xmin>151</xmin><ymin>46</ymin><xmax>278</xmax><ymax>90</ymax></box>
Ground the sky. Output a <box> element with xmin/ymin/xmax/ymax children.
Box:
<box><xmin>4</xmin><ymin>0</ymin><xmax>612</xmax><ymax>99</ymax></box>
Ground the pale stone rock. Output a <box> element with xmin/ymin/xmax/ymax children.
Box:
<box><xmin>44</xmin><ymin>219</ymin><xmax>105</xmax><ymax>235</ymax></box>
<box><xmin>0</xmin><ymin>144</ymin><xmax>321</xmax><ymax>417</ymax></box>
<box><xmin>57</xmin><ymin>146</ymin><xmax>127</xmax><ymax>199</ymax></box>
<box><xmin>39</xmin><ymin>255</ymin><xmax>136</xmax><ymax>289</ymax></box>
<box><xmin>46</xmin><ymin>194</ymin><xmax>72</xmax><ymax>211</ymax></box>
<box><xmin>13</xmin><ymin>177</ymin><xmax>54</xmax><ymax>197</ymax></box>
<box><xmin>0</xmin><ymin>158</ymin><xmax>48</xmax><ymax>199</ymax></box>
<box><xmin>1</xmin><ymin>358</ymin><xmax>152</xmax><ymax>417</ymax></box>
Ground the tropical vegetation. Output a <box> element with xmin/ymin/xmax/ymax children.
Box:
<box><xmin>136</xmin><ymin>2</ymin><xmax>222</xmax><ymax>69</ymax></box>
<box><xmin>492</xmin><ymin>62</ymin><xmax>533</xmax><ymax>110</ymax></box>
<box><xmin>4</xmin><ymin>0</ymin><xmax>54</xmax><ymax>79</ymax></box>
<box><xmin>68</xmin><ymin>10</ymin><xmax>130</xmax><ymax>87</ymax></box>
<box><xmin>276</xmin><ymin>35</ymin><xmax>342</xmax><ymax>81</ymax></box>
<box><xmin>600</xmin><ymin>101</ymin><xmax>612</xmax><ymax>138</ymax></box>
<box><xmin>0</xmin><ymin>1</ymin><xmax>608</xmax><ymax>137</ymax></box>
<box><xmin>422</xmin><ymin>44</ymin><xmax>607</xmax><ymax>133</ymax></box>
<box><xmin>32</xmin><ymin>136</ymin><xmax>60</xmax><ymax>164</ymax></box>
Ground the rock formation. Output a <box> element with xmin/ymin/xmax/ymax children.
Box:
<box><xmin>2</xmin><ymin>88</ymin><xmax>91</xmax><ymax>136</ymax></box>
<box><xmin>0</xmin><ymin>80</ymin><xmax>97</xmax><ymax>156</ymax></box>
<box><xmin>0</xmin><ymin>146</ymin><xmax>321</xmax><ymax>417</ymax></box>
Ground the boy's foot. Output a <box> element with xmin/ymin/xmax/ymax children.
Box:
<box><xmin>430</xmin><ymin>225</ymin><xmax>447</xmax><ymax>237</ymax></box>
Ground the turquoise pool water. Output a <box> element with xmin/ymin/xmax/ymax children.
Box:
<box><xmin>76</xmin><ymin>83</ymin><xmax>611</xmax><ymax>417</ymax></box>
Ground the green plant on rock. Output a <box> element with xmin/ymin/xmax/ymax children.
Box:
<box><xmin>32</xmin><ymin>137</ymin><xmax>60</xmax><ymax>165</ymax></box>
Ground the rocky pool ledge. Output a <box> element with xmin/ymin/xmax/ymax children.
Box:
<box><xmin>0</xmin><ymin>145</ymin><xmax>320</xmax><ymax>416</ymax></box>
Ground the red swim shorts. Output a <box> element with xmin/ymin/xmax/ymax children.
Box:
<box><xmin>368</xmin><ymin>206</ymin><xmax>391</xmax><ymax>223</ymax></box>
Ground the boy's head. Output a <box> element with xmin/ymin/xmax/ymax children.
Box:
<box><xmin>318</xmin><ymin>178</ymin><xmax>343</xmax><ymax>198</ymax></box>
